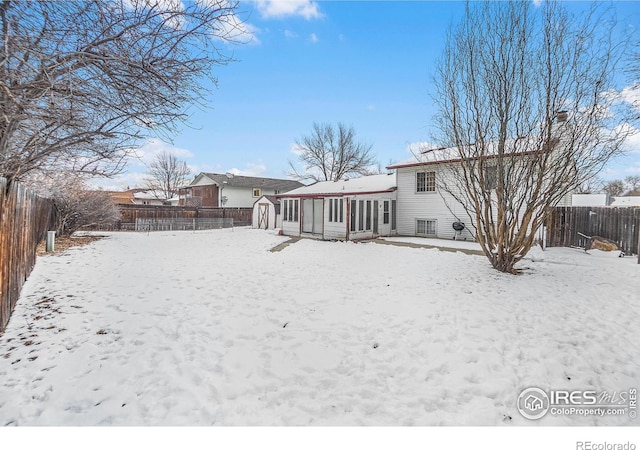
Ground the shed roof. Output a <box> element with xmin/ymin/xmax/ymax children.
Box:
<box><xmin>280</xmin><ymin>173</ymin><xmax>396</xmax><ymax>197</ymax></box>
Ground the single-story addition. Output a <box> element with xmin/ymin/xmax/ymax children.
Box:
<box><xmin>252</xmin><ymin>195</ymin><xmax>281</xmax><ymax>230</ymax></box>
<box><xmin>179</xmin><ymin>172</ymin><xmax>304</xmax><ymax>208</ymax></box>
<box><xmin>278</xmin><ymin>173</ymin><xmax>397</xmax><ymax>241</ymax></box>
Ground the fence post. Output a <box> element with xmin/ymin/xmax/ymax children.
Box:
<box><xmin>46</xmin><ymin>231</ymin><xmax>56</xmax><ymax>252</ymax></box>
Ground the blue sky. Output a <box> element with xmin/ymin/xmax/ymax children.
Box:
<box><xmin>95</xmin><ymin>0</ymin><xmax>640</xmax><ymax>190</ymax></box>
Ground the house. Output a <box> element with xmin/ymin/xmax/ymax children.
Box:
<box><xmin>387</xmin><ymin>136</ymin><xmax>573</xmax><ymax>241</ymax></box>
<box><xmin>278</xmin><ymin>173</ymin><xmax>397</xmax><ymax>241</ymax></box>
<box><xmin>178</xmin><ymin>173</ymin><xmax>304</xmax><ymax>208</ymax></box>
<box><xmin>107</xmin><ymin>189</ymin><xmax>177</xmax><ymax>206</ymax></box>
<box><xmin>252</xmin><ymin>195</ymin><xmax>281</xmax><ymax>230</ymax></box>
<box><xmin>611</xmin><ymin>196</ymin><xmax>640</xmax><ymax>207</ymax></box>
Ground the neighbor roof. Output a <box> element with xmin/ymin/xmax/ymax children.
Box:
<box><xmin>192</xmin><ymin>173</ymin><xmax>304</xmax><ymax>192</ymax></box>
<box><xmin>280</xmin><ymin>173</ymin><xmax>396</xmax><ymax>197</ymax></box>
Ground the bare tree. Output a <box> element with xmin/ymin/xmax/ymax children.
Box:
<box><xmin>602</xmin><ymin>179</ymin><xmax>626</xmax><ymax>196</ymax></box>
<box><xmin>288</xmin><ymin>122</ymin><xmax>377</xmax><ymax>182</ymax></box>
<box><xmin>432</xmin><ymin>1</ymin><xmax>630</xmax><ymax>273</ymax></box>
<box><xmin>575</xmin><ymin>177</ymin><xmax>604</xmax><ymax>195</ymax></box>
<box><xmin>624</xmin><ymin>175</ymin><xmax>640</xmax><ymax>194</ymax></box>
<box><xmin>24</xmin><ymin>172</ymin><xmax>120</xmax><ymax>236</ymax></box>
<box><xmin>144</xmin><ymin>150</ymin><xmax>191</xmax><ymax>200</ymax></box>
<box><xmin>0</xmin><ymin>0</ymin><xmax>244</xmax><ymax>184</ymax></box>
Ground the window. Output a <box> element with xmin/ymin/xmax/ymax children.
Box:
<box><xmin>253</xmin><ymin>188</ymin><xmax>261</xmax><ymax>197</ymax></box>
<box><xmin>484</xmin><ymin>166</ymin><xmax>497</xmax><ymax>190</ymax></box>
<box><xmin>329</xmin><ymin>199</ymin><xmax>344</xmax><ymax>223</ymax></box>
<box><xmin>383</xmin><ymin>201</ymin><xmax>390</xmax><ymax>224</ymax></box>
<box><xmin>365</xmin><ymin>200</ymin><xmax>372</xmax><ymax>230</ymax></box>
<box><xmin>416</xmin><ymin>219</ymin><xmax>437</xmax><ymax>236</ymax></box>
<box><xmin>284</xmin><ymin>199</ymin><xmax>298</xmax><ymax>222</ymax></box>
<box><xmin>350</xmin><ymin>200</ymin><xmax>356</xmax><ymax>232</ymax></box>
<box><xmin>358</xmin><ymin>200</ymin><xmax>364</xmax><ymax>231</ymax></box>
<box><xmin>416</xmin><ymin>171</ymin><xmax>436</xmax><ymax>192</ymax></box>
<box><xmin>329</xmin><ymin>199</ymin><xmax>333</xmax><ymax>222</ymax></box>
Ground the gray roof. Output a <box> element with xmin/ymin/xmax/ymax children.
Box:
<box><xmin>195</xmin><ymin>173</ymin><xmax>304</xmax><ymax>192</ymax></box>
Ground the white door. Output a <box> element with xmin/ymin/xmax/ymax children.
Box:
<box><xmin>313</xmin><ymin>198</ymin><xmax>323</xmax><ymax>235</ymax></box>
<box><xmin>302</xmin><ymin>199</ymin><xmax>314</xmax><ymax>233</ymax></box>
<box><xmin>302</xmin><ymin>198</ymin><xmax>323</xmax><ymax>235</ymax></box>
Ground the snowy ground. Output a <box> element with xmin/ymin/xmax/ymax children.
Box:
<box><xmin>0</xmin><ymin>228</ymin><xmax>638</xmax><ymax>426</ymax></box>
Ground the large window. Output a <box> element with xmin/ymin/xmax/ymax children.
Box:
<box><xmin>329</xmin><ymin>199</ymin><xmax>344</xmax><ymax>223</ymax></box>
<box><xmin>416</xmin><ymin>171</ymin><xmax>436</xmax><ymax>192</ymax></box>
<box><xmin>284</xmin><ymin>199</ymin><xmax>299</xmax><ymax>222</ymax></box>
<box><xmin>416</xmin><ymin>219</ymin><xmax>437</xmax><ymax>236</ymax></box>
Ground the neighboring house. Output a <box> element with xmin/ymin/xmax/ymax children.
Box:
<box><xmin>611</xmin><ymin>196</ymin><xmax>640</xmax><ymax>207</ymax></box>
<box><xmin>278</xmin><ymin>173</ymin><xmax>397</xmax><ymax>241</ymax></box>
<box><xmin>571</xmin><ymin>194</ymin><xmax>611</xmax><ymax>207</ymax></box>
<box><xmin>252</xmin><ymin>195</ymin><xmax>281</xmax><ymax>230</ymax></box>
<box><xmin>179</xmin><ymin>173</ymin><xmax>304</xmax><ymax>208</ymax></box>
<box><xmin>107</xmin><ymin>189</ymin><xmax>176</xmax><ymax>206</ymax></box>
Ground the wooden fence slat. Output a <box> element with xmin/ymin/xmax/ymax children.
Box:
<box><xmin>0</xmin><ymin>177</ymin><xmax>55</xmax><ymax>332</ymax></box>
<box><xmin>546</xmin><ymin>206</ymin><xmax>640</xmax><ymax>255</ymax></box>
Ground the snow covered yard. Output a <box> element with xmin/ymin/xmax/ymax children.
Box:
<box><xmin>0</xmin><ymin>228</ymin><xmax>638</xmax><ymax>426</ymax></box>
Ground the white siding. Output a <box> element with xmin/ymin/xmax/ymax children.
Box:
<box><xmin>279</xmin><ymin>193</ymin><xmax>397</xmax><ymax>241</ymax></box>
<box><xmin>396</xmin><ymin>168</ymin><xmax>476</xmax><ymax>240</ymax></box>
<box><xmin>323</xmin><ymin>197</ymin><xmax>347</xmax><ymax>240</ymax></box>
<box><xmin>280</xmin><ymin>198</ymin><xmax>301</xmax><ymax>236</ymax></box>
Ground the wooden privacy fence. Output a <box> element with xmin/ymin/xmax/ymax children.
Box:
<box><xmin>546</xmin><ymin>206</ymin><xmax>640</xmax><ymax>255</ymax></box>
<box><xmin>115</xmin><ymin>204</ymin><xmax>252</xmax><ymax>230</ymax></box>
<box><xmin>0</xmin><ymin>177</ymin><xmax>56</xmax><ymax>333</ymax></box>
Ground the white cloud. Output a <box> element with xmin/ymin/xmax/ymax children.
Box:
<box><xmin>290</xmin><ymin>143</ymin><xmax>306</xmax><ymax>156</ymax></box>
<box><xmin>133</xmin><ymin>138</ymin><xmax>195</xmax><ymax>166</ymax></box>
<box><xmin>255</xmin><ymin>0</ymin><xmax>322</xmax><ymax>20</ymax></box>
<box><xmin>309</xmin><ymin>32</ymin><xmax>319</xmax><ymax>43</ymax></box>
<box><xmin>532</xmin><ymin>0</ymin><xmax>544</xmax><ymax>7</ymax></box>
<box><xmin>215</xmin><ymin>13</ymin><xmax>261</xmax><ymax>45</ymax></box>
<box><xmin>227</xmin><ymin>162</ymin><xmax>268</xmax><ymax>176</ymax></box>
<box><xmin>618</xmin><ymin>123</ymin><xmax>640</xmax><ymax>153</ymax></box>
<box><xmin>619</xmin><ymin>85</ymin><xmax>640</xmax><ymax>111</ymax></box>
<box><xmin>284</xmin><ymin>29</ymin><xmax>297</xmax><ymax>39</ymax></box>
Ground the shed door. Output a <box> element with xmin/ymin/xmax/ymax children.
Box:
<box><xmin>258</xmin><ymin>203</ymin><xmax>269</xmax><ymax>229</ymax></box>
